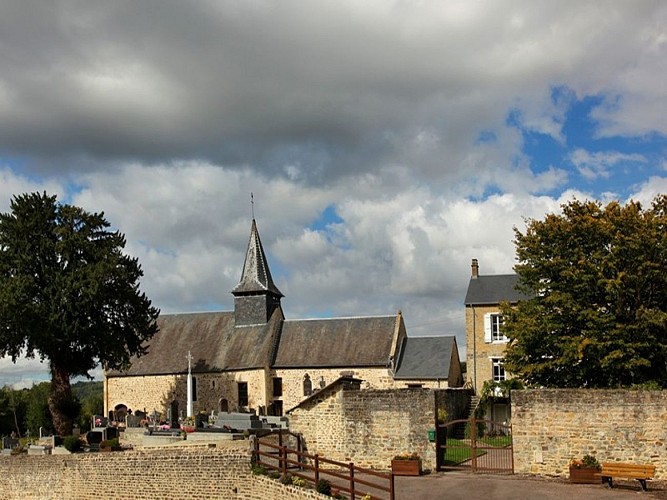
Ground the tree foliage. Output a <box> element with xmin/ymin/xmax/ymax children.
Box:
<box><xmin>503</xmin><ymin>196</ymin><xmax>667</xmax><ymax>388</ymax></box>
<box><xmin>0</xmin><ymin>192</ymin><xmax>159</xmax><ymax>434</ymax></box>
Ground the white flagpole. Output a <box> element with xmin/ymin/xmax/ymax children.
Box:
<box><xmin>186</xmin><ymin>351</ymin><xmax>193</xmax><ymax>418</ymax></box>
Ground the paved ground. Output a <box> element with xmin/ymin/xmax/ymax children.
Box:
<box><xmin>392</xmin><ymin>472</ymin><xmax>667</xmax><ymax>500</ymax></box>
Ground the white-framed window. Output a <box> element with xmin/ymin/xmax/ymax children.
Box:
<box><xmin>492</xmin><ymin>358</ymin><xmax>506</xmax><ymax>382</ymax></box>
<box><xmin>484</xmin><ymin>313</ymin><xmax>508</xmax><ymax>343</ymax></box>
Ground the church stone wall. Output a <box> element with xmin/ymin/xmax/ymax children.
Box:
<box><xmin>273</xmin><ymin>367</ymin><xmax>450</xmax><ymax>413</ymax></box>
<box><xmin>0</xmin><ymin>444</ymin><xmax>328</xmax><ymax>499</ymax></box>
<box><xmin>106</xmin><ymin>369</ymin><xmax>267</xmax><ymax>419</ymax></box>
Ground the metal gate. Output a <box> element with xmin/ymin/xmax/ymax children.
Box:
<box><xmin>435</xmin><ymin>418</ymin><xmax>513</xmax><ymax>474</ymax></box>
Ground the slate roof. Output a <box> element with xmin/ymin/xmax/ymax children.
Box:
<box><xmin>273</xmin><ymin>315</ymin><xmax>397</xmax><ymax>368</ymax></box>
<box><xmin>232</xmin><ymin>219</ymin><xmax>283</xmax><ymax>297</ymax></box>
<box><xmin>464</xmin><ymin>274</ymin><xmax>531</xmax><ymax>305</ymax></box>
<box><xmin>108</xmin><ymin>309</ymin><xmax>282</xmax><ymax>377</ymax></box>
<box><xmin>392</xmin><ymin>336</ymin><xmax>457</xmax><ymax>380</ymax></box>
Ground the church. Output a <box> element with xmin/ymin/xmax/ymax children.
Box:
<box><xmin>104</xmin><ymin>219</ymin><xmax>463</xmax><ymax>420</ymax></box>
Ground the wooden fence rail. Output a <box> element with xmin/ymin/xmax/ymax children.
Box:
<box><xmin>254</xmin><ymin>436</ymin><xmax>395</xmax><ymax>500</ymax></box>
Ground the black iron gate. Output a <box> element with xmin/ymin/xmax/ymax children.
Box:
<box><xmin>435</xmin><ymin>418</ymin><xmax>513</xmax><ymax>474</ymax></box>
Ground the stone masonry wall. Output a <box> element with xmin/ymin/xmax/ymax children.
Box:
<box><xmin>0</xmin><ymin>443</ymin><xmax>328</xmax><ymax>500</ymax></box>
<box><xmin>466</xmin><ymin>304</ymin><xmax>511</xmax><ymax>393</ymax></box>
<box><xmin>290</xmin><ymin>386</ymin><xmax>455</xmax><ymax>471</ymax></box>
<box><xmin>274</xmin><ymin>367</ymin><xmax>450</xmax><ymax>412</ymax></box>
<box><xmin>106</xmin><ymin>369</ymin><xmax>267</xmax><ymax>418</ymax></box>
<box><xmin>512</xmin><ymin>389</ymin><xmax>667</xmax><ymax>479</ymax></box>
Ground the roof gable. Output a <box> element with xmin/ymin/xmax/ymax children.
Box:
<box><xmin>392</xmin><ymin>336</ymin><xmax>457</xmax><ymax>380</ymax></box>
<box><xmin>464</xmin><ymin>274</ymin><xmax>531</xmax><ymax>305</ymax></box>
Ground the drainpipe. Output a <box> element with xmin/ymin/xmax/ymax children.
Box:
<box><xmin>472</xmin><ymin>305</ymin><xmax>477</xmax><ymax>394</ymax></box>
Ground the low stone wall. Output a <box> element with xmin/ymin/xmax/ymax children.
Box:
<box><xmin>512</xmin><ymin>389</ymin><xmax>667</xmax><ymax>479</ymax></box>
<box><xmin>0</xmin><ymin>443</ymin><xmax>326</xmax><ymax>499</ymax></box>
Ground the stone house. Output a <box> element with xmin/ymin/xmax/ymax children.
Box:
<box><xmin>104</xmin><ymin>219</ymin><xmax>463</xmax><ymax>420</ymax></box>
<box><xmin>464</xmin><ymin>258</ymin><xmax>530</xmax><ymax>394</ymax></box>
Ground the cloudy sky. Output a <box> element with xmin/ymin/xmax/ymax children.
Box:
<box><xmin>1</xmin><ymin>0</ymin><xmax>665</xmax><ymax>388</ymax></box>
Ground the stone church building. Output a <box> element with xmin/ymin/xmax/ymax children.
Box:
<box><xmin>104</xmin><ymin>220</ymin><xmax>463</xmax><ymax>420</ymax></box>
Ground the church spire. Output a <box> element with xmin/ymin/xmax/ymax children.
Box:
<box><xmin>232</xmin><ymin>219</ymin><xmax>283</xmax><ymax>298</ymax></box>
<box><xmin>232</xmin><ymin>219</ymin><xmax>283</xmax><ymax>326</ymax></box>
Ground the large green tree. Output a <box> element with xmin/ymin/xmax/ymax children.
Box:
<box><xmin>0</xmin><ymin>192</ymin><xmax>159</xmax><ymax>435</ymax></box>
<box><xmin>503</xmin><ymin>196</ymin><xmax>667</xmax><ymax>388</ymax></box>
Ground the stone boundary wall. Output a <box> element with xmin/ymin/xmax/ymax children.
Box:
<box><xmin>512</xmin><ymin>389</ymin><xmax>667</xmax><ymax>478</ymax></box>
<box><xmin>0</xmin><ymin>443</ymin><xmax>327</xmax><ymax>500</ymax></box>
<box><xmin>289</xmin><ymin>386</ymin><xmax>469</xmax><ymax>471</ymax></box>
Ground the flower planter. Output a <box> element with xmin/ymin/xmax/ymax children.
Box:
<box><xmin>569</xmin><ymin>466</ymin><xmax>600</xmax><ymax>484</ymax></box>
<box><xmin>391</xmin><ymin>459</ymin><xmax>421</xmax><ymax>476</ymax></box>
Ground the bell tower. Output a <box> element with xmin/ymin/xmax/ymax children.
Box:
<box><xmin>232</xmin><ymin>219</ymin><xmax>284</xmax><ymax>326</ymax></box>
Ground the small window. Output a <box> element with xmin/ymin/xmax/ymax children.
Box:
<box><xmin>492</xmin><ymin>358</ymin><xmax>506</xmax><ymax>382</ymax></box>
<box><xmin>273</xmin><ymin>377</ymin><xmax>283</xmax><ymax>397</ymax></box>
<box><xmin>491</xmin><ymin>314</ymin><xmax>506</xmax><ymax>342</ymax></box>
<box><xmin>192</xmin><ymin>377</ymin><xmax>197</xmax><ymax>402</ymax></box>
<box><xmin>303</xmin><ymin>374</ymin><xmax>312</xmax><ymax>396</ymax></box>
<box><xmin>238</xmin><ymin>382</ymin><xmax>248</xmax><ymax>407</ymax></box>
<box><xmin>485</xmin><ymin>313</ymin><xmax>508</xmax><ymax>343</ymax></box>
<box><xmin>407</xmin><ymin>383</ymin><xmax>423</xmax><ymax>388</ymax></box>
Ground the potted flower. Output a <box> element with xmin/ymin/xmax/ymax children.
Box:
<box><xmin>391</xmin><ymin>452</ymin><xmax>422</xmax><ymax>476</ymax></box>
<box><xmin>569</xmin><ymin>454</ymin><xmax>601</xmax><ymax>484</ymax></box>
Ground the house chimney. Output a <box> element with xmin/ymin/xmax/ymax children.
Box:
<box><xmin>471</xmin><ymin>259</ymin><xmax>479</xmax><ymax>278</ymax></box>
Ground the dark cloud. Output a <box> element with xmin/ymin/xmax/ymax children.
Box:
<box><xmin>1</xmin><ymin>1</ymin><xmax>661</xmax><ymax>186</ymax></box>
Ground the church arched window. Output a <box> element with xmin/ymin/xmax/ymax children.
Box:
<box><xmin>303</xmin><ymin>374</ymin><xmax>312</xmax><ymax>396</ymax></box>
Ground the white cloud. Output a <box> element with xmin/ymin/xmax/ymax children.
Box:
<box><xmin>569</xmin><ymin>149</ymin><xmax>647</xmax><ymax>181</ymax></box>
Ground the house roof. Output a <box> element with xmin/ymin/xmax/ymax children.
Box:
<box><xmin>392</xmin><ymin>336</ymin><xmax>457</xmax><ymax>380</ymax></box>
<box><xmin>108</xmin><ymin>309</ymin><xmax>282</xmax><ymax>377</ymax></box>
<box><xmin>273</xmin><ymin>315</ymin><xmax>397</xmax><ymax>368</ymax></box>
<box><xmin>464</xmin><ymin>274</ymin><xmax>530</xmax><ymax>305</ymax></box>
<box><xmin>232</xmin><ymin>219</ymin><xmax>283</xmax><ymax>298</ymax></box>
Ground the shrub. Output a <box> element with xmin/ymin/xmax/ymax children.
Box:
<box><xmin>316</xmin><ymin>478</ymin><xmax>332</xmax><ymax>496</ymax></box>
<box><xmin>291</xmin><ymin>476</ymin><xmax>307</xmax><ymax>487</ymax></box>
<box><xmin>63</xmin><ymin>435</ymin><xmax>82</xmax><ymax>453</ymax></box>
<box><xmin>100</xmin><ymin>438</ymin><xmax>120</xmax><ymax>450</ymax></box>
<box><xmin>279</xmin><ymin>473</ymin><xmax>292</xmax><ymax>485</ymax></box>
<box><xmin>251</xmin><ymin>464</ymin><xmax>267</xmax><ymax>475</ymax></box>
<box><xmin>570</xmin><ymin>454</ymin><xmax>600</xmax><ymax>469</ymax></box>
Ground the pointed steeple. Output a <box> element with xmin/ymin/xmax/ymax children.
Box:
<box><xmin>232</xmin><ymin>219</ymin><xmax>283</xmax><ymax>326</ymax></box>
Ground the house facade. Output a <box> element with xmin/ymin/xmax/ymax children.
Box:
<box><xmin>464</xmin><ymin>259</ymin><xmax>530</xmax><ymax>394</ymax></box>
<box><xmin>104</xmin><ymin>219</ymin><xmax>463</xmax><ymax>421</ymax></box>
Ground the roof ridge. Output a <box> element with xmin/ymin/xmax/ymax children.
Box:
<box><xmin>283</xmin><ymin>314</ymin><xmax>395</xmax><ymax>322</ymax></box>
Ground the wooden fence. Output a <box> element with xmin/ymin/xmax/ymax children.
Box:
<box><xmin>254</xmin><ymin>436</ymin><xmax>395</xmax><ymax>500</ymax></box>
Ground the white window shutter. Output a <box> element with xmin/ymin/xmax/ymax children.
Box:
<box><xmin>484</xmin><ymin>313</ymin><xmax>492</xmax><ymax>343</ymax></box>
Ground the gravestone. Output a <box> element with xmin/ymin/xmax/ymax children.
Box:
<box><xmin>213</xmin><ymin>412</ymin><xmax>264</xmax><ymax>431</ymax></box>
<box><xmin>86</xmin><ymin>430</ymin><xmax>104</xmax><ymax>451</ymax></box>
<box><xmin>169</xmin><ymin>401</ymin><xmax>179</xmax><ymax>428</ymax></box>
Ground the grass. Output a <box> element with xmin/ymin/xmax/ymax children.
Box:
<box><xmin>441</xmin><ymin>438</ymin><xmax>486</xmax><ymax>466</ymax></box>
<box><xmin>441</xmin><ymin>435</ymin><xmax>511</xmax><ymax>466</ymax></box>
<box><xmin>479</xmin><ymin>434</ymin><xmax>512</xmax><ymax>448</ymax></box>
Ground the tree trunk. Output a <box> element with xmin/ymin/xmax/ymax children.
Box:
<box><xmin>48</xmin><ymin>363</ymin><xmax>74</xmax><ymax>436</ymax></box>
